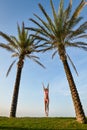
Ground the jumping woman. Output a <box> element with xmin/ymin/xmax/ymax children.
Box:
<box><xmin>43</xmin><ymin>83</ymin><xmax>49</xmax><ymax>117</ymax></box>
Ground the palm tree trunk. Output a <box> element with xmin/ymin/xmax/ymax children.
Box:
<box><xmin>61</xmin><ymin>57</ymin><xmax>86</xmax><ymax>123</ymax></box>
<box><xmin>10</xmin><ymin>64</ymin><xmax>23</xmax><ymax>117</ymax></box>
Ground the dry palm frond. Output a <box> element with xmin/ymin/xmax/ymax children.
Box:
<box><xmin>6</xmin><ymin>60</ymin><xmax>16</xmax><ymax>77</ymax></box>
<box><xmin>66</xmin><ymin>53</ymin><xmax>78</xmax><ymax>76</ymax></box>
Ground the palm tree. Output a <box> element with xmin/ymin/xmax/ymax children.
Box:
<box><xmin>26</xmin><ymin>0</ymin><xmax>87</xmax><ymax>123</ymax></box>
<box><xmin>0</xmin><ymin>22</ymin><xmax>45</xmax><ymax>117</ymax></box>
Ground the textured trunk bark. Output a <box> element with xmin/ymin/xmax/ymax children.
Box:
<box><xmin>61</xmin><ymin>58</ymin><xmax>86</xmax><ymax>123</ymax></box>
<box><xmin>10</xmin><ymin>65</ymin><xmax>23</xmax><ymax>117</ymax></box>
<box><xmin>58</xmin><ymin>44</ymin><xmax>86</xmax><ymax>123</ymax></box>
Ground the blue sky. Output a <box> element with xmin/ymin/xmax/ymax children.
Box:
<box><xmin>0</xmin><ymin>0</ymin><xmax>87</xmax><ymax>117</ymax></box>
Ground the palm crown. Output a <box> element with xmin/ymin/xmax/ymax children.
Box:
<box><xmin>0</xmin><ymin>22</ymin><xmax>45</xmax><ymax>76</ymax></box>
<box><xmin>26</xmin><ymin>0</ymin><xmax>87</xmax><ymax>74</ymax></box>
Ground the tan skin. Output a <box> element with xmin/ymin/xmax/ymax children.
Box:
<box><xmin>43</xmin><ymin>84</ymin><xmax>49</xmax><ymax>117</ymax></box>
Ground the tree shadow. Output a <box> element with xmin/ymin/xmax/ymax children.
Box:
<box><xmin>0</xmin><ymin>127</ymin><xmax>28</xmax><ymax>130</ymax></box>
<box><xmin>0</xmin><ymin>126</ymin><xmax>49</xmax><ymax>130</ymax></box>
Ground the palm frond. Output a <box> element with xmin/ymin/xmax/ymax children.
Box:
<box><xmin>0</xmin><ymin>31</ymin><xmax>15</xmax><ymax>45</ymax></box>
<box><xmin>55</xmin><ymin>0</ymin><xmax>64</xmax><ymax>32</ymax></box>
<box><xmin>41</xmin><ymin>46</ymin><xmax>53</xmax><ymax>53</ymax></box>
<box><xmin>58</xmin><ymin>0</ymin><xmax>64</xmax><ymax>17</ymax></box>
<box><xmin>66</xmin><ymin>42</ymin><xmax>87</xmax><ymax>51</ymax></box>
<box><xmin>68</xmin><ymin>0</ymin><xmax>87</xmax><ymax>30</ymax></box>
<box><xmin>26</xmin><ymin>27</ymin><xmax>49</xmax><ymax>38</ymax></box>
<box><xmin>75</xmin><ymin>21</ymin><xmax>87</xmax><ymax>33</ymax></box>
<box><xmin>34</xmin><ymin>13</ymin><xmax>51</xmax><ymax>33</ymax></box>
<box><xmin>10</xmin><ymin>36</ymin><xmax>19</xmax><ymax>47</ymax></box>
<box><xmin>11</xmin><ymin>53</ymin><xmax>19</xmax><ymax>57</ymax></box>
<box><xmin>29</xmin><ymin>55</ymin><xmax>40</xmax><ymax>59</ymax></box>
<box><xmin>64</xmin><ymin>0</ymin><xmax>72</xmax><ymax>21</ymax></box>
<box><xmin>22</xmin><ymin>22</ymin><xmax>28</xmax><ymax>43</ymax></box>
<box><xmin>0</xmin><ymin>43</ymin><xmax>15</xmax><ymax>52</ymax></box>
<box><xmin>76</xmin><ymin>34</ymin><xmax>87</xmax><ymax>39</ymax></box>
<box><xmin>34</xmin><ymin>43</ymin><xmax>49</xmax><ymax>49</ymax></box>
<box><xmin>17</xmin><ymin>23</ymin><xmax>21</xmax><ymax>41</ymax></box>
<box><xmin>80</xmin><ymin>46</ymin><xmax>87</xmax><ymax>51</ymax></box>
<box><xmin>34</xmin><ymin>40</ymin><xmax>41</xmax><ymax>46</ymax></box>
<box><xmin>71</xmin><ymin>0</ymin><xmax>87</xmax><ymax>19</ymax></box>
<box><xmin>50</xmin><ymin>0</ymin><xmax>58</xmax><ymax>26</ymax></box>
<box><xmin>27</xmin><ymin>0</ymin><xmax>87</xmax><ymax>71</ymax></box>
<box><xmin>73</xmin><ymin>42</ymin><xmax>87</xmax><ymax>46</ymax></box>
<box><xmin>17</xmin><ymin>22</ymin><xmax>27</xmax><ymax>45</ymax></box>
<box><xmin>57</xmin><ymin>0</ymin><xmax>65</xmax><ymax>31</ymax></box>
<box><xmin>68</xmin><ymin>21</ymin><xmax>87</xmax><ymax>39</ymax></box>
<box><xmin>67</xmin><ymin>53</ymin><xmax>78</xmax><ymax>76</ymax></box>
<box><xmin>67</xmin><ymin>16</ymin><xmax>83</xmax><ymax>32</ymax></box>
<box><xmin>66</xmin><ymin>41</ymin><xmax>87</xmax><ymax>46</ymax></box>
<box><xmin>27</xmin><ymin>55</ymin><xmax>45</xmax><ymax>68</ymax></box>
<box><xmin>38</xmin><ymin>3</ymin><xmax>55</xmax><ymax>32</ymax></box>
<box><xmin>6</xmin><ymin>60</ymin><xmax>16</xmax><ymax>77</ymax></box>
<box><xmin>52</xmin><ymin>50</ymin><xmax>58</xmax><ymax>59</ymax></box>
<box><xmin>38</xmin><ymin>3</ymin><xmax>52</xmax><ymax>24</ymax></box>
<box><xmin>31</xmin><ymin>42</ymin><xmax>51</xmax><ymax>53</ymax></box>
<box><xmin>32</xmin><ymin>58</ymin><xmax>46</xmax><ymax>68</ymax></box>
<box><xmin>30</xmin><ymin>18</ymin><xmax>50</xmax><ymax>37</ymax></box>
<box><xmin>22</xmin><ymin>22</ymin><xmax>25</xmax><ymax>37</ymax></box>
<box><xmin>30</xmin><ymin>34</ymin><xmax>48</xmax><ymax>42</ymax></box>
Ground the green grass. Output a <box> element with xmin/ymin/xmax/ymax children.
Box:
<box><xmin>0</xmin><ymin>117</ymin><xmax>87</xmax><ymax>130</ymax></box>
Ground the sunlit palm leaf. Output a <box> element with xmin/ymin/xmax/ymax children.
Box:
<box><xmin>38</xmin><ymin>3</ymin><xmax>55</xmax><ymax>32</ymax></box>
<box><xmin>10</xmin><ymin>36</ymin><xmax>19</xmax><ymax>47</ymax></box>
<box><xmin>68</xmin><ymin>1</ymin><xmax>87</xmax><ymax>30</ymax></box>
<box><xmin>50</xmin><ymin>0</ymin><xmax>58</xmax><ymax>26</ymax></box>
<box><xmin>22</xmin><ymin>22</ymin><xmax>25</xmax><ymax>37</ymax></box>
<box><xmin>70</xmin><ymin>21</ymin><xmax>87</xmax><ymax>39</ymax></box>
<box><xmin>0</xmin><ymin>32</ymin><xmax>15</xmax><ymax>45</ymax></box>
<box><xmin>0</xmin><ymin>43</ymin><xmax>15</xmax><ymax>52</ymax></box>
<box><xmin>64</xmin><ymin>0</ymin><xmax>72</xmax><ymax>21</ymax></box>
<box><xmin>57</xmin><ymin>0</ymin><xmax>64</xmax><ymax>32</ymax></box>
<box><xmin>17</xmin><ymin>23</ymin><xmax>22</xmax><ymax>42</ymax></box>
<box><xmin>67</xmin><ymin>16</ymin><xmax>83</xmax><ymax>31</ymax></box>
<box><xmin>65</xmin><ymin>19</ymin><xmax>86</xmax><ymax>41</ymax></box>
<box><xmin>58</xmin><ymin>0</ymin><xmax>64</xmax><ymax>17</ymax></box>
<box><xmin>34</xmin><ymin>13</ymin><xmax>51</xmax><ymax>32</ymax></box>
<box><xmin>30</xmin><ymin>18</ymin><xmax>50</xmax><ymax>37</ymax></box>
<box><xmin>71</xmin><ymin>0</ymin><xmax>87</xmax><ymax>19</ymax></box>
